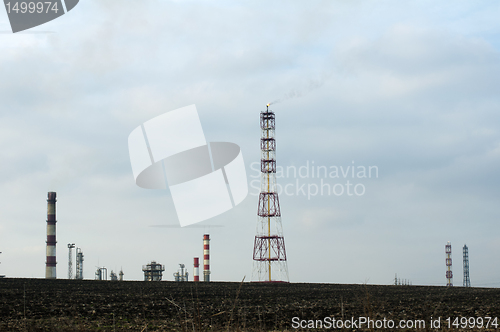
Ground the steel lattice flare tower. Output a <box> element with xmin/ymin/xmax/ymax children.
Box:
<box><xmin>67</xmin><ymin>243</ymin><xmax>75</xmax><ymax>279</ymax></box>
<box><xmin>463</xmin><ymin>244</ymin><xmax>470</xmax><ymax>287</ymax></box>
<box><xmin>252</xmin><ymin>104</ymin><xmax>289</xmax><ymax>282</ymax></box>
<box><xmin>445</xmin><ymin>241</ymin><xmax>453</xmax><ymax>287</ymax></box>
<box><xmin>75</xmin><ymin>247</ymin><xmax>84</xmax><ymax>279</ymax></box>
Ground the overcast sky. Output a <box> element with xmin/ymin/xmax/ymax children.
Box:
<box><xmin>0</xmin><ymin>1</ymin><xmax>499</xmax><ymax>287</ymax></box>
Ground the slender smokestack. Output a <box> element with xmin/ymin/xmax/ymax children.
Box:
<box><xmin>46</xmin><ymin>192</ymin><xmax>57</xmax><ymax>279</ymax></box>
<box><xmin>193</xmin><ymin>257</ymin><xmax>199</xmax><ymax>282</ymax></box>
<box><xmin>203</xmin><ymin>234</ymin><xmax>210</xmax><ymax>282</ymax></box>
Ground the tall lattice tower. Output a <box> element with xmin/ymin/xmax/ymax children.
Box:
<box><xmin>445</xmin><ymin>241</ymin><xmax>453</xmax><ymax>286</ymax></box>
<box><xmin>67</xmin><ymin>243</ymin><xmax>75</xmax><ymax>279</ymax></box>
<box><xmin>463</xmin><ymin>244</ymin><xmax>470</xmax><ymax>287</ymax></box>
<box><xmin>75</xmin><ymin>247</ymin><xmax>84</xmax><ymax>279</ymax></box>
<box><xmin>252</xmin><ymin>104</ymin><xmax>289</xmax><ymax>282</ymax></box>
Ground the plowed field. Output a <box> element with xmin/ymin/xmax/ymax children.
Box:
<box><xmin>0</xmin><ymin>278</ymin><xmax>499</xmax><ymax>331</ymax></box>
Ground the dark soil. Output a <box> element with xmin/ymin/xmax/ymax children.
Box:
<box><xmin>0</xmin><ymin>278</ymin><xmax>499</xmax><ymax>331</ymax></box>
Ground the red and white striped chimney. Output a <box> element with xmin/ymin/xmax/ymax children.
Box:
<box><xmin>193</xmin><ymin>257</ymin><xmax>199</xmax><ymax>282</ymax></box>
<box><xmin>203</xmin><ymin>234</ymin><xmax>210</xmax><ymax>282</ymax></box>
<box><xmin>46</xmin><ymin>192</ymin><xmax>57</xmax><ymax>279</ymax></box>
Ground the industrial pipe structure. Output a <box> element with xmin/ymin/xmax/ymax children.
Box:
<box><xmin>46</xmin><ymin>192</ymin><xmax>57</xmax><ymax>279</ymax></box>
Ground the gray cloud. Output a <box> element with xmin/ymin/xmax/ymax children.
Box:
<box><xmin>0</xmin><ymin>1</ymin><xmax>499</xmax><ymax>285</ymax></box>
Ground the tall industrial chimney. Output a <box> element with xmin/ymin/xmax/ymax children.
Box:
<box><xmin>193</xmin><ymin>257</ymin><xmax>200</xmax><ymax>282</ymax></box>
<box><xmin>46</xmin><ymin>192</ymin><xmax>57</xmax><ymax>279</ymax></box>
<box><xmin>203</xmin><ymin>234</ymin><xmax>210</xmax><ymax>282</ymax></box>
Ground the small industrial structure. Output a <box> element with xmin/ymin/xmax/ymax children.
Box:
<box><xmin>445</xmin><ymin>241</ymin><xmax>453</xmax><ymax>286</ymax></box>
<box><xmin>0</xmin><ymin>252</ymin><xmax>4</xmax><ymax>278</ymax></box>
<box><xmin>463</xmin><ymin>244</ymin><xmax>470</xmax><ymax>287</ymax></box>
<box><xmin>119</xmin><ymin>269</ymin><xmax>124</xmax><ymax>281</ymax></box>
<box><xmin>46</xmin><ymin>192</ymin><xmax>57</xmax><ymax>279</ymax></box>
<box><xmin>67</xmin><ymin>243</ymin><xmax>75</xmax><ymax>279</ymax></box>
<box><xmin>252</xmin><ymin>104</ymin><xmax>289</xmax><ymax>282</ymax></box>
<box><xmin>75</xmin><ymin>247</ymin><xmax>84</xmax><ymax>279</ymax></box>
<box><xmin>203</xmin><ymin>234</ymin><xmax>210</xmax><ymax>282</ymax></box>
<box><xmin>95</xmin><ymin>267</ymin><xmax>107</xmax><ymax>280</ymax></box>
<box><xmin>394</xmin><ymin>274</ymin><xmax>412</xmax><ymax>285</ymax></box>
<box><xmin>143</xmin><ymin>261</ymin><xmax>165</xmax><ymax>281</ymax></box>
<box><xmin>110</xmin><ymin>270</ymin><xmax>118</xmax><ymax>281</ymax></box>
<box><xmin>173</xmin><ymin>264</ymin><xmax>189</xmax><ymax>282</ymax></box>
<box><xmin>193</xmin><ymin>257</ymin><xmax>199</xmax><ymax>282</ymax></box>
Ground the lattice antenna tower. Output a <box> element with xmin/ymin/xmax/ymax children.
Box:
<box><xmin>75</xmin><ymin>247</ymin><xmax>84</xmax><ymax>279</ymax></box>
<box><xmin>463</xmin><ymin>244</ymin><xmax>470</xmax><ymax>287</ymax></box>
<box><xmin>252</xmin><ymin>104</ymin><xmax>289</xmax><ymax>282</ymax></box>
<box><xmin>67</xmin><ymin>243</ymin><xmax>75</xmax><ymax>279</ymax></box>
<box><xmin>445</xmin><ymin>241</ymin><xmax>453</xmax><ymax>286</ymax></box>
